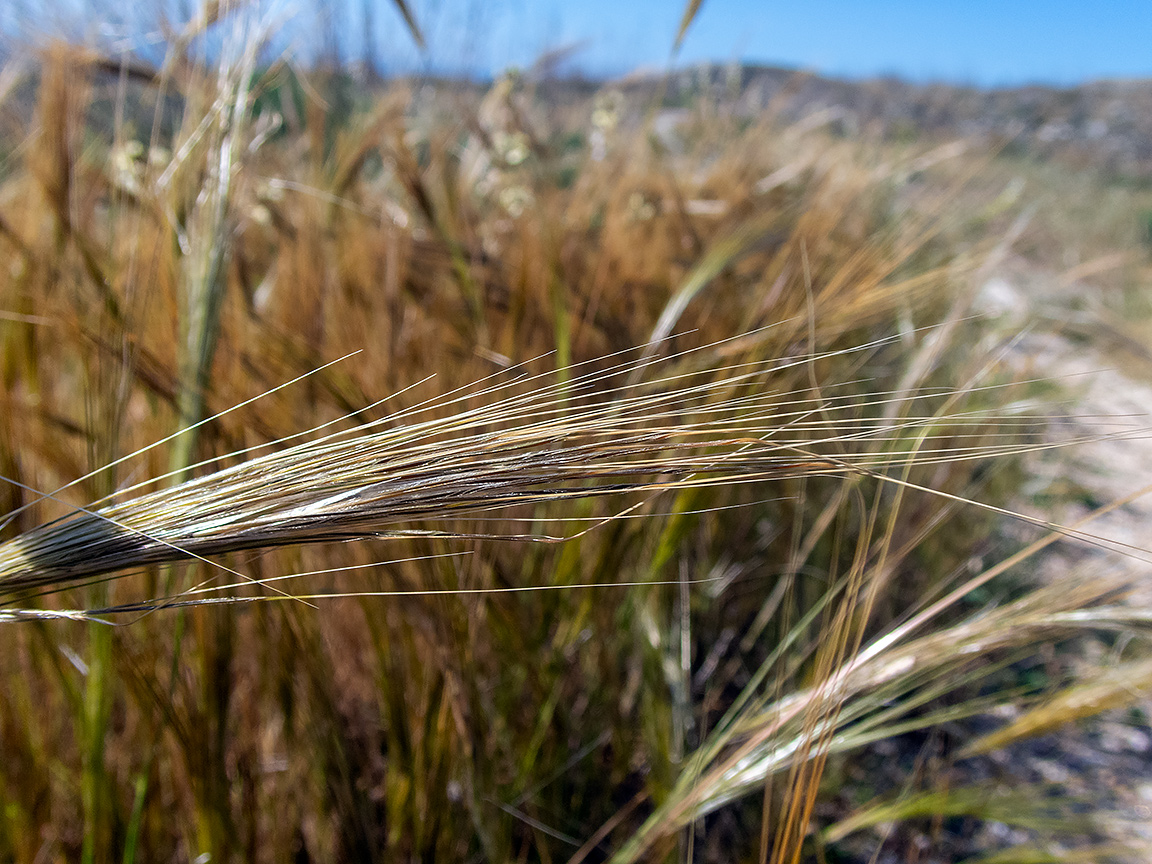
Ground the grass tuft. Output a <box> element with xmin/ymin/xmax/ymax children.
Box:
<box><xmin>0</xmin><ymin>24</ymin><xmax>1150</xmax><ymax>863</ymax></box>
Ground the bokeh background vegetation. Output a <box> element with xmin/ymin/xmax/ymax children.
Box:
<box><xmin>2</xmin><ymin>3</ymin><xmax>1152</xmax><ymax>863</ymax></box>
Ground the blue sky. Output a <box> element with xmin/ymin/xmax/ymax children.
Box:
<box><xmin>8</xmin><ymin>1</ymin><xmax>1152</xmax><ymax>86</ymax></box>
<box><xmin>360</xmin><ymin>0</ymin><xmax>1152</xmax><ymax>85</ymax></box>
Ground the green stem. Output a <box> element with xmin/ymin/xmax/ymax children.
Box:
<box><xmin>82</xmin><ymin>618</ymin><xmax>113</xmax><ymax>864</ymax></box>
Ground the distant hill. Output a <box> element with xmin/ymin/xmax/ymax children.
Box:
<box><xmin>600</xmin><ymin>64</ymin><xmax>1152</xmax><ymax>179</ymax></box>
<box><xmin>4</xmin><ymin>50</ymin><xmax>1150</xmax><ymax>179</ymax></box>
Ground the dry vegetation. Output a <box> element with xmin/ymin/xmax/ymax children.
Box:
<box><xmin>1</xmin><ymin>9</ymin><xmax>1151</xmax><ymax>864</ymax></box>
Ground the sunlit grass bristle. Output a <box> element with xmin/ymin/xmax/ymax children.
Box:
<box><xmin>0</xmin><ymin>334</ymin><xmax>1060</xmax><ymax>596</ymax></box>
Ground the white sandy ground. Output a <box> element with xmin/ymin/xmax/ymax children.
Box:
<box><xmin>1026</xmin><ymin>338</ymin><xmax>1152</xmax><ymax>587</ymax></box>
<box><xmin>978</xmin><ymin>270</ymin><xmax>1152</xmax><ymax>858</ymax></box>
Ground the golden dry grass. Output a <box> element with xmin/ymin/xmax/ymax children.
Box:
<box><xmin>0</xmin><ymin>29</ymin><xmax>1149</xmax><ymax>864</ymax></box>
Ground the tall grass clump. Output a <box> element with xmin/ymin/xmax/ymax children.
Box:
<box><xmin>0</xmin><ymin>13</ymin><xmax>1149</xmax><ymax>864</ymax></box>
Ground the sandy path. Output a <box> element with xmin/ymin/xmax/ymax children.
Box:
<box><xmin>986</xmin><ymin>271</ymin><xmax>1152</xmax><ymax>858</ymax></box>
